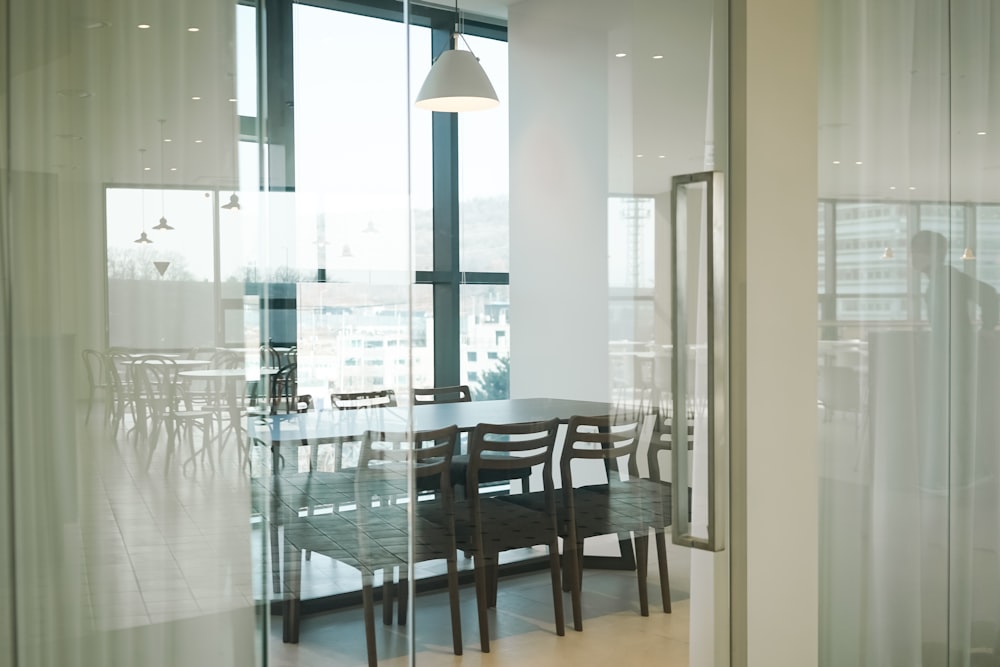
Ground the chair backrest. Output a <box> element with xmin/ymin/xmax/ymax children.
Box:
<box><xmin>647</xmin><ymin>409</ymin><xmax>694</xmax><ymax>483</ymax></box>
<box><xmin>260</xmin><ymin>343</ymin><xmax>281</xmax><ymax>369</ymax></box>
<box><xmin>466</xmin><ymin>419</ymin><xmax>559</xmax><ymax>496</ymax></box>
<box><xmin>356</xmin><ymin>425</ymin><xmax>458</xmax><ymax>495</ymax></box>
<box><xmin>412</xmin><ymin>385</ymin><xmax>471</xmax><ymax>405</ymax></box>
<box><xmin>211</xmin><ymin>349</ymin><xmax>242</xmax><ymax>369</ymax></box>
<box><xmin>81</xmin><ymin>348</ymin><xmax>110</xmax><ymax>388</ymax></box>
<box><xmin>131</xmin><ymin>356</ymin><xmax>181</xmax><ymax>414</ymax></box>
<box><xmin>331</xmin><ymin>389</ymin><xmax>397</xmax><ymax>410</ymax></box>
<box><xmin>559</xmin><ymin>414</ymin><xmax>643</xmax><ymax>488</ymax></box>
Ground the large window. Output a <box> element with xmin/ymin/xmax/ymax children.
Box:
<box><xmin>107</xmin><ymin>1</ymin><xmax>513</xmax><ymax>395</ymax></box>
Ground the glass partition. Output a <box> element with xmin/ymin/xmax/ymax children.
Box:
<box><xmin>819</xmin><ymin>1</ymin><xmax>1000</xmax><ymax>664</ymax></box>
<box><xmin>2</xmin><ymin>0</ymin><xmax>732</xmax><ymax>665</ymax></box>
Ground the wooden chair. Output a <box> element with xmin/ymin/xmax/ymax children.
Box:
<box><xmin>354</xmin><ymin>426</ymin><xmax>463</xmax><ymax>664</ymax></box>
<box><xmin>325</xmin><ymin>390</ymin><xmax>398</xmax><ymax>470</ymax></box>
<box><xmin>558</xmin><ymin>414</ymin><xmax>672</xmax><ymax>630</ymax></box>
<box><xmin>457</xmin><ymin>419</ymin><xmax>565</xmax><ymax>653</ymax></box>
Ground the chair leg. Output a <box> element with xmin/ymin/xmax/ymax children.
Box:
<box><xmin>446</xmin><ymin>554</ymin><xmax>463</xmax><ymax>655</ymax></box>
<box><xmin>362</xmin><ymin>578</ymin><xmax>379</xmax><ymax>667</ymax></box>
<box><xmin>487</xmin><ymin>558</ymin><xmax>499</xmax><ymax>608</ymax></box>
<box><xmin>654</xmin><ymin>529</ymin><xmax>672</xmax><ymax>613</ymax></box>
<box><xmin>382</xmin><ymin>573</ymin><xmax>395</xmax><ymax>626</ymax></box>
<box><xmin>474</xmin><ymin>553</ymin><xmax>492</xmax><ymax>653</ymax></box>
<box><xmin>397</xmin><ymin>569</ymin><xmax>409</xmax><ymax>625</ymax></box>
<box><xmin>547</xmin><ymin>539</ymin><xmax>566</xmax><ymax>636</ymax></box>
<box><xmin>634</xmin><ymin>531</ymin><xmax>650</xmax><ymax>617</ymax></box>
<box><xmin>565</xmin><ymin>533</ymin><xmax>583</xmax><ymax>631</ymax></box>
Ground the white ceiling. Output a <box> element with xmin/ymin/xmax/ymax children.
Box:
<box><xmin>10</xmin><ymin>0</ymin><xmax>1000</xmax><ymax>204</ymax></box>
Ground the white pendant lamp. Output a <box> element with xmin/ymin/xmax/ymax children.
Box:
<box><xmin>134</xmin><ymin>148</ymin><xmax>153</xmax><ymax>244</ymax></box>
<box><xmin>152</xmin><ymin>119</ymin><xmax>175</xmax><ymax>231</ymax></box>
<box><xmin>415</xmin><ymin>1</ymin><xmax>498</xmax><ymax>112</ymax></box>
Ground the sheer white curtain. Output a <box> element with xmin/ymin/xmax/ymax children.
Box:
<box><xmin>1</xmin><ymin>1</ymin><xmax>261</xmax><ymax>664</ymax></box>
<box><xmin>819</xmin><ymin>1</ymin><xmax>1000</xmax><ymax>664</ymax></box>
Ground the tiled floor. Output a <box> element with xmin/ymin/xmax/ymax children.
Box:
<box><xmin>81</xmin><ymin>404</ymin><xmax>694</xmax><ymax>666</ymax></box>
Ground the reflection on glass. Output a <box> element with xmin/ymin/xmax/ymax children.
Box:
<box><xmin>296</xmin><ymin>283</ymin><xmax>430</xmax><ymax>403</ymax></box>
<box><xmin>106</xmin><ymin>187</ymin><xmax>217</xmax><ymax>349</ymax></box>
<box><xmin>292</xmin><ymin>6</ymin><xmax>431</xmax><ymax>270</ymax></box>
<box><xmin>831</xmin><ymin>202</ymin><xmax>910</xmax><ymax>321</ymax></box>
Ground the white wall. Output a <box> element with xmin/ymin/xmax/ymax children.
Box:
<box><xmin>730</xmin><ymin>0</ymin><xmax>819</xmax><ymax>665</ymax></box>
<box><xmin>508</xmin><ymin>0</ymin><xmax>613</xmax><ymax>402</ymax></box>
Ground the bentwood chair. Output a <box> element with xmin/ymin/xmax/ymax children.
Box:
<box><xmin>130</xmin><ymin>355</ymin><xmax>215</xmax><ymax>470</ymax></box>
<box><xmin>457</xmin><ymin>419</ymin><xmax>565</xmax><ymax>653</ymax></box>
<box><xmin>557</xmin><ymin>414</ymin><xmax>672</xmax><ymax>630</ymax></box>
<box><xmin>81</xmin><ymin>348</ymin><xmax>113</xmax><ymax>424</ymax></box>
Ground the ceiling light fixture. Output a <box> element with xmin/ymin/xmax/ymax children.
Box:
<box><xmin>134</xmin><ymin>148</ymin><xmax>153</xmax><ymax>244</ymax></box>
<box><xmin>415</xmin><ymin>0</ymin><xmax>498</xmax><ymax>113</ymax></box>
<box><xmin>152</xmin><ymin>119</ymin><xmax>174</xmax><ymax>231</ymax></box>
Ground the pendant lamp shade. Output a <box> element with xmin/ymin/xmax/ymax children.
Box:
<box><xmin>415</xmin><ymin>48</ymin><xmax>499</xmax><ymax>112</ymax></box>
<box><xmin>221</xmin><ymin>193</ymin><xmax>241</xmax><ymax>211</ymax></box>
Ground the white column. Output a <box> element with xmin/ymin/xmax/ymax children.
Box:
<box><xmin>730</xmin><ymin>1</ymin><xmax>819</xmax><ymax>666</ymax></box>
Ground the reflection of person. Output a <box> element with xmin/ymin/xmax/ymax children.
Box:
<box><xmin>910</xmin><ymin>230</ymin><xmax>998</xmax><ymax>334</ymax></box>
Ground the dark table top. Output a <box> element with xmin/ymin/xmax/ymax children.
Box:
<box><xmin>251</xmin><ymin>397</ymin><xmax>619</xmax><ymax>444</ymax></box>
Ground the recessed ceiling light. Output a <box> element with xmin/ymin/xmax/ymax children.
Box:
<box><xmin>163</xmin><ymin>138</ymin><xmax>172</xmax><ymax>143</ymax></box>
<box><xmin>144</xmin><ymin>167</ymin><xmax>151</xmax><ymax>171</ymax></box>
<box><xmin>137</xmin><ymin>23</ymin><xmax>150</xmax><ymax>29</ymax></box>
<box><xmin>191</xmin><ymin>96</ymin><xmax>201</xmax><ymax>100</ymax></box>
<box><xmin>889</xmin><ymin>186</ymin><xmax>897</xmax><ymax>190</ymax></box>
<box><xmin>832</xmin><ymin>160</ymin><xmax>841</xmax><ymax>165</ymax></box>
<box><xmin>855</xmin><ymin>161</ymin><xmax>863</xmax><ymax>165</ymax></box>
<box><xmin>187</xmin><ymin>26</ymin><xmax>200</xmax><ymax>32</ymax></box>
<box><xmin>978</xmin><ymin>131</ymin><xmax>988</xmax><ymax>136</ymax></box>
<box><xmin>194</xmin><ymin>139</ymin><xmax>203</xmax><ymax>144</ymax></box>
<box><xmin>652</xmin><ymin>55</ymin><xmax>664</xmax><ymax>60</ymax></box>
<box><xmin>615</xmin><ymin>52</ymin><xmax>627</xmax><ymax>58</ymax></box>
<box><xmin>657</xmin><ymin>155</ymin><xmax>665</xmax><ymax>159</ymax></box>
<box><xmin>908</xmin><ymin>186</ymin><xmax>916</xmax><ymax>190</ymax></box>
<box><xmin>636</xmin><ymin>154</ymin><xmax>644</xmax><ymax>158</ymax></box>
<box><xmin>170</xmin><ymin>167</ymin><xmax>178</xmax><ymax>171</ymax></box>
<box><xmin>229</xmin><ymin>98</ymin><xmax>238</xmax><ymax>103</ymax></box>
